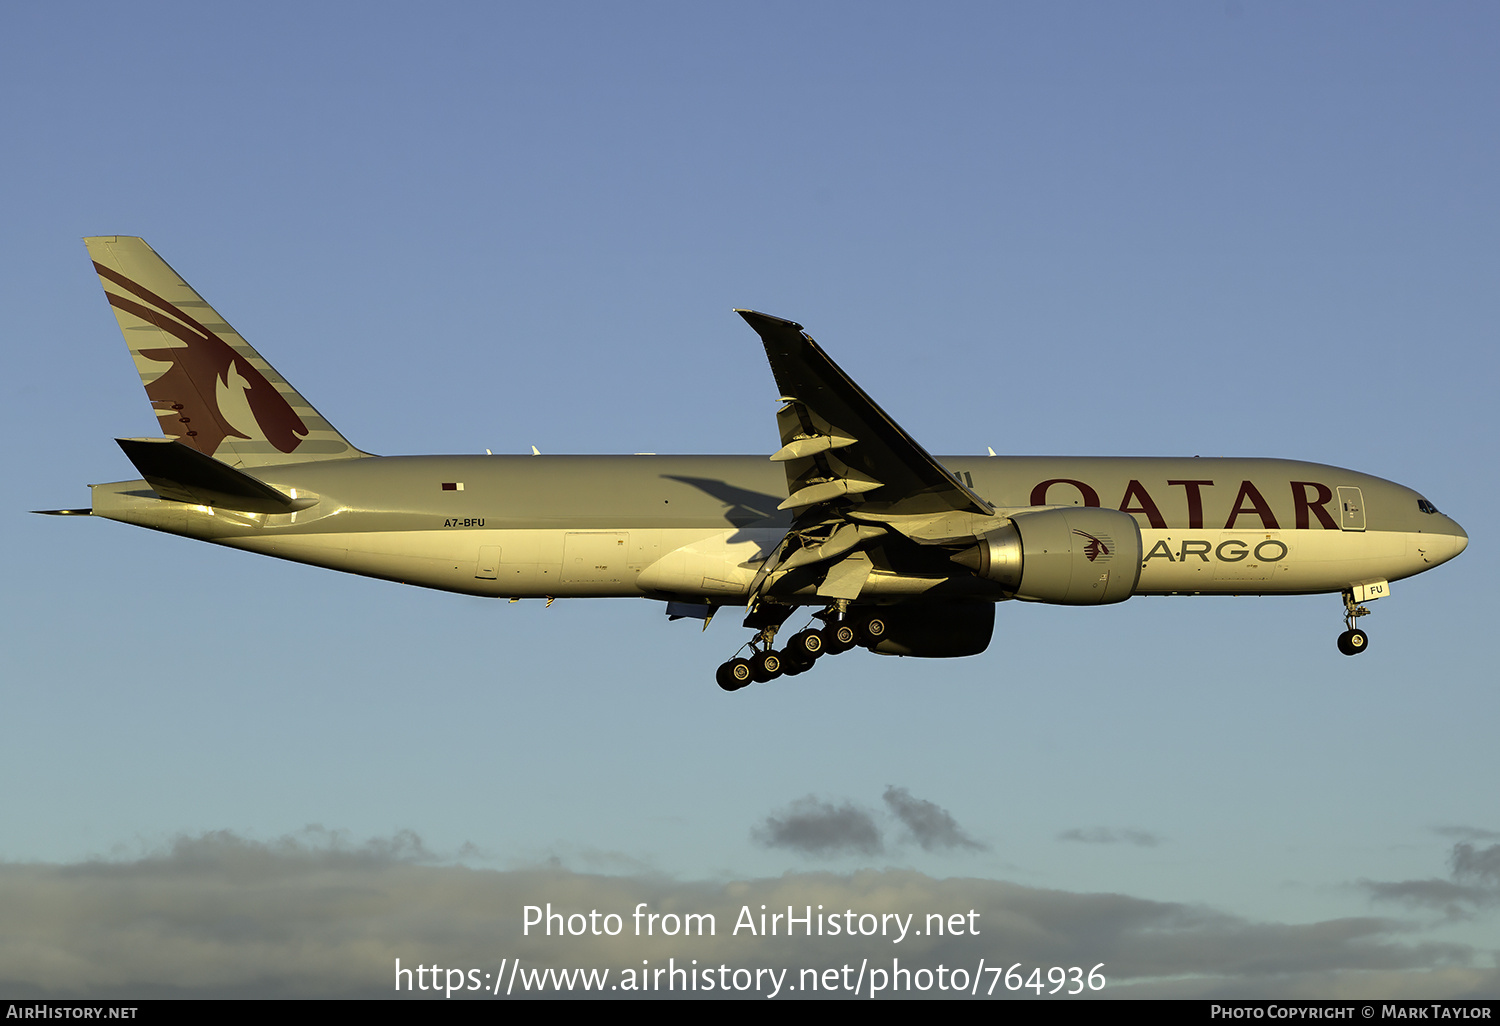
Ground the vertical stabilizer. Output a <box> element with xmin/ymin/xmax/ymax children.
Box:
<box><xmin>84</xmin><ymin>236</ymin><xmax>368</xmax><ymax>467</ymax></box>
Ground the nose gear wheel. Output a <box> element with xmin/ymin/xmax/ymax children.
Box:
<box><xmin>1336</xmin><ymin>589</ymin><xmax>1372</xmax><ymax>657</ymax></box>
<box><xmin>1336</xmin><ymin>629</ymin><xmax>1369</xmax><ymax>655</ymax></box>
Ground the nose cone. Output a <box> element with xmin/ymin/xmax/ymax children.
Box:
<box><xmin>1428</xmin><ymin>517</ymin><xmax>1468</xmax><ymax>567</ymax></box>
<box><xmin>1452</xmin><ymin>521</ymin><xmax>1468</xmax><ymax>559</ymax></box>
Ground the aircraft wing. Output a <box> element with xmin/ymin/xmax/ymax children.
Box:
<box><xmin>738</xmin><ymin>310</ymin><xmax>991</xmax><ymax>518</ymax></box>
<box><xmin>738</xmin><ymin>310</ymin><xmax>994</xmax><ymax>605</ymax></box>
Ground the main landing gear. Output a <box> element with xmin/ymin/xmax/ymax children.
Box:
<box><xmin>1337</xmin><ymin>589</ymin><xmax>1370</xmax><ymax>656</ymax></box>
<box><xmin>715</xmin><ymin>606</ymin><xmax>890</xmax><ymax>691</ymax></box>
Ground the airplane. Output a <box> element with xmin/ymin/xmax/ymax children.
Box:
<box><xmin>37</xmin><ymin>237</ymin><xmax>1469</xmax><ymax>691</ymax></box>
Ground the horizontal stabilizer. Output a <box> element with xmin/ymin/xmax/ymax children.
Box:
<box><xmin>32</xmin><ymin>508</ymin><xmax>93</xmax><ymax>516</ymax></box>
<box><xmin>116</xmin><ymin>437</ymin><xmax>316</xmax><ymax>514</ymax></box>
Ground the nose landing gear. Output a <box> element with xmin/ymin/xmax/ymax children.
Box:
<box><xmin>1337</xmin><ymin>590</ymin><xmax>1371</xmax><ymax>656</ymax></box>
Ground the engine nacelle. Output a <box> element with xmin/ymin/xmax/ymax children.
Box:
<box><xmin>859</xmin><ymin>601</ymin><xmax>995</xmax><ymax>658</ymax></box>
<box><xmin>952</xmin><ymin>507</ymin><xmax>1142</xmax><ymax>605</ymax></box>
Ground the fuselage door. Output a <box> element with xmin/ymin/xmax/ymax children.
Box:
<box><xmin>1336</xmin><ymin>487</ymin><xmax>1366</xmax><ymax>532</ymax></box>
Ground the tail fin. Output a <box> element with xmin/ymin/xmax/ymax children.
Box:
<box><xmin>84</xmin><ymin>236</ymin><xmax>368</xmax><ymax>467</ymax></box>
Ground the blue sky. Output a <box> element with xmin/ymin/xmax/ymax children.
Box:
<box><xmin>2</xmin><ymin>2</ymin><xmax>1496</xmax><ymax>998</ymax></box>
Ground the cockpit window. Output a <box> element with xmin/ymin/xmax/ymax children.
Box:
<box><xmin>1417</xmin><ymin>498</ymin><xmax>1441</xmax><ymax>515</ymax></box>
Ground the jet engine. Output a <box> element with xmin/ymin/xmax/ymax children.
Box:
<box><xmin>952</xmin><ymin>507</ymin><xmax>1141</xmax><ymax>605</ymax></box>
<box><xmin>859</xmin><ymin>601</ymin><xmax>996</xmax><ymax>657</ymax></box>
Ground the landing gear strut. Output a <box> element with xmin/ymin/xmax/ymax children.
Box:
<box><xmin>715</xmin><ymin>602</ymin><xmax>883</xmax><ymax>690</ymax></box>
<box><xmin>1337</xmin><ymin>590</ymin><xmax>1370</xmax><ymax>656</ymax></box>
<box><xmin>715</xmin><ymin>614</ymin><xmax>789</xmax><ymax>692</ymax></box>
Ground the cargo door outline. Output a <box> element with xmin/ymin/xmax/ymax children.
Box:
<box><xmin>1337</xmin><ymin>487</ymin><xmax>1366</xmax><ymax>532</ymax></box>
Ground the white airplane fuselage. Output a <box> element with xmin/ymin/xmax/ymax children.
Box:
<box><xmin>58</xmin><ymin>237</ymin><xmax>1467</xmax><ymax>681</ymax></box>
<box><xmin>89</xmin><ymin>452</ymin><xmax>1467</xmax><ymax>603</ymax></box>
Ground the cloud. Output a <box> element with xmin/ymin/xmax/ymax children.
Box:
<box><xmin>882</xmin><ymin>787</ymin><xmax>986</xmax><ymax>852</ymax></box>
<box><xmin>1361</xmin><ymin>842</ymin><xmax>1500</xmax><ymax>917</ymax></box>
<box><xmin>1451</xmin><ymin>842</ymin><xmax>1500</xmax><ymax>886</ymax></box>
<box><xmin>0</xmin><ymin>829</ymin><xmax>1489</xmax><ymax>999</ymax></box>
<box><xmin>1360</xmin><ymin>880</ymin><xmax>1488</xmax><ymax>920</ymax></box>
<box><xmin>1057</xmin><ymin>828</ymin><xmax>1162</xmax><ymax>848</ymax></box>
<box><xmin>754</xmin><ymin>789</ymin><xmax>985</xmax><ymax>857</ymax></box>
<box><xmin>1433</xmin><ymin>826</ymin><xmax>1500</xmax><ymax>842</ymax></box>
<box><xmin>752</xmin><ymin>797</ymin><xmax>883</xmax><ymax>856</ymax></box>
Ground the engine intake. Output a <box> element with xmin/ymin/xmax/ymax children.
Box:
<box><xmin>952</xmin><ymin>507</ymin><xmax>1142</xmax><ymax>605</ymax></box>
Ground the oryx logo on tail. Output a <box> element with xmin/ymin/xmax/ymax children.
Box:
<box><xmin>84</xmin><ymin>236</ymin><xmax>365</xmax><ymax>468</ymax></box>
<box><xmin>95</xmin><ymin>262</ymin><xmax>308</xmax><ymax>457</ymax></box>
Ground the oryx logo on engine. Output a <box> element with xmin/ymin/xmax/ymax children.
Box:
<box><xmin>1073</xmin><ymin>530</ymin><xmax>1111</xmax><ymax>562</ymax></box>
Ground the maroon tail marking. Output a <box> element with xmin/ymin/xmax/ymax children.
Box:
<box><xmin>96</xmin><ymin>262</ymin><xmax>307</xmax><ymax>456</ymax></box>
